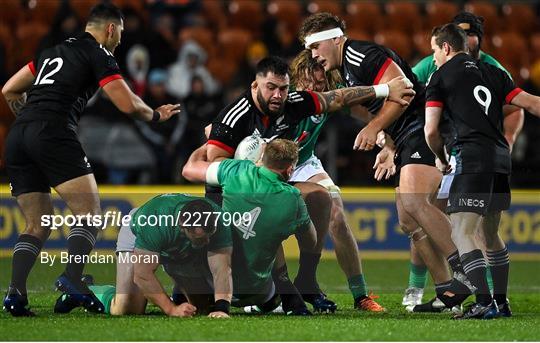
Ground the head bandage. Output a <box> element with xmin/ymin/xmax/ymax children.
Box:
<box><xmin>304</xmin><ymin>28</ymin><xmax>344</xmax><ymax>49</ymax></box>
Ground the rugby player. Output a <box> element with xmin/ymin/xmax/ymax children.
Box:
<box><xmin>183</xmin><ymin>139</ymin><xmax>318</xmax><ymax>315</ymax></box>
<box><xmin>2</xmin><ymin>3</ymin><xmax>179</xmax><ymax>316</ymax></box>
<box><xmin>287</xmin><ymin>50</ymin><xmax>384</xmax><ymax>312</ymax></box>
<box><xmin>403</xmin><ymin>12</ymin><xmax>524</xmax><ymax>308</ymax></box>
<box><xmin>300</xmin><ymin>13</ymin><xmax>474</xmax><ymax>309</ymax></box>
<box><xmin>205</xmin><ymin>56</ymin><xmax>414</xmax><ymax>311</ymax></box>
<box><xmin>71</xmin><ymin>197</ymin><xmax>232</xmax><ymax>318</ymax></box>
<box><xmin>425</xmin><ymin>23</ymin><xmax>540</xmax><ymax>319</ymax></box>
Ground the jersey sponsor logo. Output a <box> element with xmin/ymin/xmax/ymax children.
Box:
<box><xmin>222</xmin><ymin>98</ymin><xmax>251</xmax><ymax>128</ymax></box>
<box><xmin>464</xmin><ymin>61</ymin><xmax>478</xmax><ymax>70</ymax></box>
<box><xmin>345</xmin><ymin>46</ymin><xmax>365</xmax><ymax>67</ymax></box>
<box><xmin>410</xmin><ymin>152</ymin><xmax>421</xmax><ymax>159</ymax></box>
<box><xmin>236</xmin><ymin>207</ymin><xmax>261</xmax><ymax>240</ymax></box>
<box><xmin>458</xmin><ymin>198</ymin><xmax>485</xmax><ymax>208</ymax></box>
<box><xmin>287</xmin><ymin>92</ymin><xmax>304</xmax><ymax>103</ymax></box>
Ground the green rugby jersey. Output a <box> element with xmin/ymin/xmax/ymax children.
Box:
<box><xmin>412</xmin><ymin>51</ymin><xmax>510</xmax><ymax>85</ymax></box>
<box><xmin>210</xmin><ymin>159</ymin><xmax>311</xmax><ymax>294</ymax></box>
<box><xmin>293</xmin><ymin>112</ymin><xmax>329</xmax><ymax>164</ymax></box>
<box><xmin>291</xmin><ymin>85</ymin><xmax>348</xmax><ymax>165</ymax></box>
<box><xmin>130</xmin><ymin>194</ymin><xmax>232</xmax><ymax>263</ymax></box>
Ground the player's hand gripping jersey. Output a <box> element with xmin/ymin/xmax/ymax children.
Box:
<box><xmin>341</xmin><ymin>40</ymin><xmax>425</xmax><ymax>147</ymax></box>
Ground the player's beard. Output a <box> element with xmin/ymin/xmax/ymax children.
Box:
<box><xmin>257</xmin><ymin>90</ymin><xmax>284</xmax><ymax>119</ymax></box>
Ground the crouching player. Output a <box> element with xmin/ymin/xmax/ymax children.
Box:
<box><xmin>183</xmin><ymin>139</ymin><xmax>318</xmax><ymax>315</ymax></box>
<box><xmin>65</xmin><ymin>196</ymin><xmax>234</xmax><ymax>318</ymax></box>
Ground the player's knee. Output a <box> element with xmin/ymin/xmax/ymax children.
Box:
<box><xmin>401</xmin><ymin>197</ymin><xmax>429</xmax><ymax>218</ymax></box>
<box><xmin>408</xmin><ymin>227</ymin><xmax>427</xmax><ymax>242</ymax></box>
<box><xmin>303</xmin><ymin>185</ymin><xmax>332</xmax><ymax>209</ymax></box>
<box><xmin>398</xmin><ymin>215</ymin><xmax>417</xmax><ymax>234</ymax></box>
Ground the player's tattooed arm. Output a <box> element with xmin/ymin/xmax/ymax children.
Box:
<box><xmin>6</xmin><ymin>93</ymin><xmax>27</xmax><ymax>116</ymax></box>
<box><xmin>314</xmin><ymin>76</ymin><xmax>414</xmax><ymax>113</ymax></box>
<box><xmin>315</xmin><ymin>86</ymin><xmax>375</xmax><ymax>113</ymax></box>
<box><xmin>2</xmin><ymin>64</ymin><xmax>35</xmax><ymax>116</ymax></box>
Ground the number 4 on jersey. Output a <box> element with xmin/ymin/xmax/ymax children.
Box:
<box><xmin>237</xmin><ymin>207</ymin><xmax>261</xmax><ymax>240</ymax></box>
<box><xmin>34</xmin><ymin>58</ymin><xmax>64</xmax><ymax>85</ymax></box>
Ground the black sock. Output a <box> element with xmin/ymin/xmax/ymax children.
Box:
<box><xmin>10</xmin><ymin>234</ymin><xmax>43</xmax><ymax>294</ymax></box>
<box><xmin>461</xmin><ymin>249</ymin><xmax>492</xmax><ymax>306</ymax></box>
<box><xmin>64</xmin><ymin>221</ymin><xmax>98</xmax><ymax>282</ymax></box>
<box><xmin>272</xmin><ymin>264</ymin><xmax>306</xmax><ymax>312</ymax></box>
<box><xmin>487</xmin><ymin>247</ymin><xmax>510</xmax><ymax>305</ymax></box>
<box><xmin>434</xmin><ymin>280</ymin><xmax>452</xmax><ymax>295</ymax></box>
<box><xmin>293</xmin><ymin>252</ymin><xmax>321</xmax><ymax>293</ymax></box>
<box><xmin>447</xmin><ymin>250</ymin><xmax>465</xmax><ymax>274</ymax></box>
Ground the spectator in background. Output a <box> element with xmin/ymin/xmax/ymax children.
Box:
<box><xmin>262</xmin><ymin>18</ymin><xmax>302</xmax><ymax>60</ymax></box>
<box><xmin>230</xmin><ymin>41</ymin><xmax>268</xmax><ymax>89</ymax></box>
<box><xmin>167</xmin><ymin>40</ymin><xmax>219</xmax><ymax>99</ymax></box>
<box><xmin>147</xmin><ymin>13</ymin><xmax>178</xmax><ymax>69</ymax></box>
<box><xmin>0</xmin><ymin>43</ymin><xmax>7</xmax><ymax>85</ymax></box>
<box><xmin>37</xmin><ymin>2</ymin><xmax>81</xmax><ymax>53</ymax></box>
<box><xmin>183</xmin><ymin>75</ymin><xmax>223</xmax><ymax>150</ymax></box>
<box><xmin>126</xmin><ymin>44</ymin><xmax>150</xmax><ymax>97</ymax></box>
<box><xmin>515</xmin><ymin>61</ymin><xmax>540</xmax><ymax>184</ymax></box>
<box><xmin>147</xmin><ymin>0</ymin><xmax>202</xmax><ymax>31</ymax></box>
<box><xmin>136</xmin><ymin>69</ymin><xmax>187</xmax><ymax>183</ymax></box>
<box><xmin>114</xmin><ymin>7</ymin><xmax>147</xmax><ymax>71</ymax></box>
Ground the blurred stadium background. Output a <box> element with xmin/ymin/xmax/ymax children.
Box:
<box><xmin>0</xmin><ymin>0</ymin><xmax>539</xmax><ymax>256</ymax></box>
<box><xmin>0</xmin><ymin>0</ymin><xmax>540</xmax><ymax>187</ymax></box>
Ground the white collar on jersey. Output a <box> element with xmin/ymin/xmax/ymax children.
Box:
<box><xmin>304</xmin><ymin>28</ymin><xmax>344</xmax><ymax>49</ymax></box>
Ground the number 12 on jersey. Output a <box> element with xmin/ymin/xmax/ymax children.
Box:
<box><xmin>34</xmin><ymin>58</ymin><xmax>64</xmax><ymax>85</ymax></box>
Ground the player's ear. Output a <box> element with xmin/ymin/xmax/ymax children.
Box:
<box><xmin>251</xmin><ymin>80</ymin><xmax>258</xmax><ymax>90</ymax></box>
<box><xmin>107</xmin><ymin>23</ymin><xmax>115</xmax><ymax>38</ymax></box>
<box><xmin>443</xmin><ymin>42</ymin><xmax>450</xmax><ymax>55</ymax></box>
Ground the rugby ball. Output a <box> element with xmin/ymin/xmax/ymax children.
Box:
<box><xmin>234</xmin><ymin>135</ymin><xmax>265</xmax><ymax>162</ymax></box>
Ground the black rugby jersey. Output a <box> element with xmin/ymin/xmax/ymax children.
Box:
<box><xmin>341</xmin><ymin>39</ymin><xmax>424</xmax><ymax>146</ymax></box>
<box><xmin>17</xmin><ymin>32</ymin><xmax>122</xmax><ymax>129</ymax></box>
<box><xmin>208</xmin><ymin>89</ymin><xmax>321</xmax><ymax>154</ymax></box>
<box><xmin>426</xmin><ymin>53</ymin><xmax>522</xmax><ymax>174</ymax></box>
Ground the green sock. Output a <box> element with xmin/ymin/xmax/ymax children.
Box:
<box><xmin>88</xmin><ymin>285</ymin><xmax>116</xmax><ymax>314</ymax></box>
<box><xmin>408</xmin><ymin>263</ymin><xmax>428</xmax><ymax>289</ymax></box>
<box><xmin>348</xmin><ymin>274</ymin><xmax>367</xmax><ymax>300</ymax></box>
<box><xmin>486</xmin><ymin>266</ymin><xmax>494</xmax><ymax>292</ymax></box>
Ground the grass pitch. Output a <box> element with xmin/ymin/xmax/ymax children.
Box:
<box><xmin>1</xmin><ymin>256</ymin><xmax>539</xmax><ymax>341</ymax></box>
